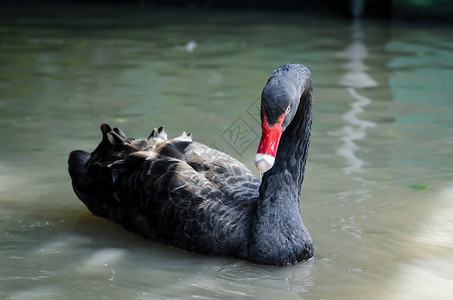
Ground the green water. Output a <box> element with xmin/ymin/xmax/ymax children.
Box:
<box><xmin>1</xmin><ymin>3</ymin><xmax>453</xmax><ymax>299</ymax></box>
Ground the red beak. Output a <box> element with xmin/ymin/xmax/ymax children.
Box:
<box><xmin>255</xmin><ymin>110</ymin><xmax>288</xmax><ymax>173</ymax></box>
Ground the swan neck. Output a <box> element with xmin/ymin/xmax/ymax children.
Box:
<box><xmin>259</xmin><ymin>87</ymin><xmax>313</xmax><ymax>204</ymax></box>
<box><xmin>250</xmin><ymin>86</ymin><xmax>314</xmax><ymax>265</ymax></box>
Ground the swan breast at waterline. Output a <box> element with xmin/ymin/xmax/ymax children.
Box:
<box><xmin>68</xmin><ymin>63</ymin><xmax>314</xmax><ymax>266</ymax></box>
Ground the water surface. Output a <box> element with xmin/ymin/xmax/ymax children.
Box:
<box><xmin>1</xmin><ymin>3</ymin><xmax>453</xmax><ymax>299</ymax></box>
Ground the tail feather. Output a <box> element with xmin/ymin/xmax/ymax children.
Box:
<box><xmin>68</xmin><ymin>123</ymin><xmax>148</xmax><ymax>221</ymax></box>
<box><xmin>68</xmin><ymin>150</ymin><xmax>113</xmax><ymax>218</ymax></box>
<box><xmin>68</xmin><ymin>123</ymin><xmax>166</xmax><ymax>224</ymax></box>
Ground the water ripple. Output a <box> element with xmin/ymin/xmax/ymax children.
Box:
<box><xmin>211</xmin><ymin>260</ymin><xmax>315</xmax><ymax>293</ymax></box>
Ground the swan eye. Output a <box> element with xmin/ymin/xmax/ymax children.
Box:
<box><xmin>285</xmin><ymin>106</ymin><xmax>291</xmax><ymax>114</ymax></box>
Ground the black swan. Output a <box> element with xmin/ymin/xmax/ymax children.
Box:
<box><xmin>68</xmin><ymin>63</ymin><xmax>314</xmax><ymax>265</ymax></box>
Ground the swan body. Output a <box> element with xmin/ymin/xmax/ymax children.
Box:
<box><xmin>69</xmin><ymin>63</ymin><xmax>314</xmax><ymax>265</ymax></box>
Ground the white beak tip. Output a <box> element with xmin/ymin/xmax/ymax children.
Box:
<box><xmin>254</xmin><ymin>154</ymin><xmax>275</xmax><ymax>174</ymax></box>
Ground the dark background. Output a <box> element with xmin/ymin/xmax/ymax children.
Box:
<box><xmin>2</xmin><ymin>0</ymin><xmax>453</xmax><ymax>21</ymax></box>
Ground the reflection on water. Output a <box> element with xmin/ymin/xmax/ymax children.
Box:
<box><xmin>1</xmin><ymin>3</ymin><xmax>453</xmax><ymax>299</ymax></box>
<box><xmin>326</xmin><ymin>21</ymin><xmax>378</xmax><ymax>243</ymax></box>
<box><xmin>332</xmin><ymin>21</ymin><xmax>377</xmax><ymax>176</ymax></box>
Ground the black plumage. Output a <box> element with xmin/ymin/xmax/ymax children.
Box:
<box><xmin>68</xmin><ymin>63</ymin><xmax>314</xmax><ymax>265</ymax></box>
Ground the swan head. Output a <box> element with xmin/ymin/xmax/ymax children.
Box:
<box><xmin>254</xmin><ymin>64</ymin><xmax>305</xmax><ymax>174</ymax></box>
